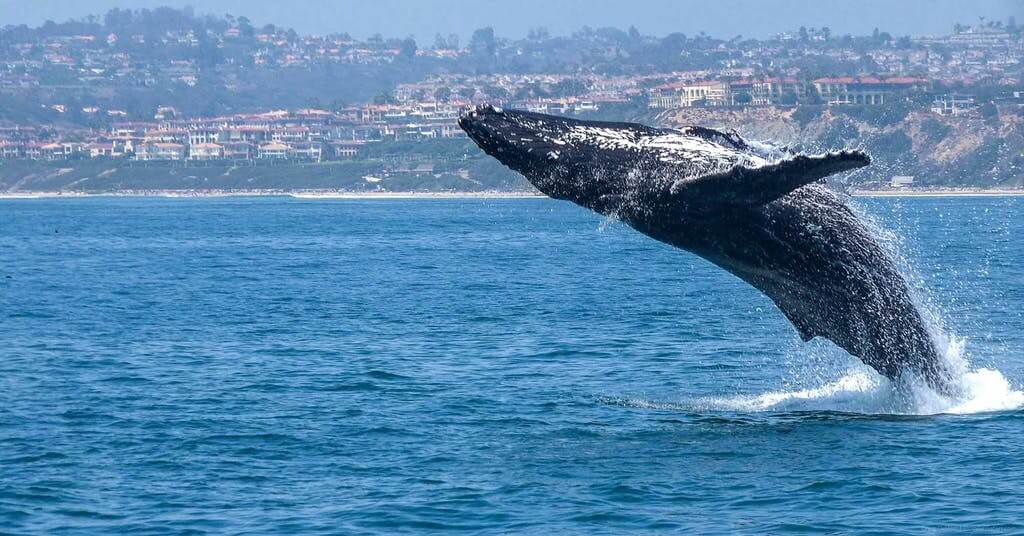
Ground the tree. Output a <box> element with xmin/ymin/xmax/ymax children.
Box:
<box><xmin>434</xmin><ymin>86</ymin><xmax>452</xmax><ymax>102</ymax></box>
<box><xmin>196</xmin><ymin>33</ymin><xmax>222</xmax><ymax>68</ymax></box>
<box><xmin>551</xmin><ymin>78</ymin><xmax>589</xmax><ymax>97</ymax></box>
<box><xmin>484</xmin><ymin>85</ymin><xmax>509</xmax><ymax>100</ymax></box>
<box><xmin>238</xmin><ymin>16</ymin><xmax>254</xmax><ymax>38</ymax></box>
<box><xmin>779</xmin><ymin>92</ymin><xmax>798</xmax><ymax>106</ymax></box>
<box><xmin>661</xmin><ymin>32</ymin><xmax>688</xmax><ymax>53</ymax></box>
<box><xmin>399</xmin><ymin>37</ymin><xmax>417</xmax><ymax>60</ymax></box>
<box><xmin>979</xmin><ymin>101</ymin><xmax>999</xmax><ymax>125</ymax></box>
<box><xmin>628</xmin><ymin>25</ymin><xmax>641</xmax><ymax>42</ymax></box>
<box><xmin>470</xmin><ymin>27</ymin><xmax>496</xmax><ymax>57</ymax></box>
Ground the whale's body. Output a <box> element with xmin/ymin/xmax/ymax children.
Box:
<box><xmin>460</xmin><ymin>106</ymin><xmax>947</xmax><ymax>387</ymax></box>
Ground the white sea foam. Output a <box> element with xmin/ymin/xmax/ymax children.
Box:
<box><xmin>698</xmin><ymin>338</ymin><xmax>1024</xmax><ymax>416</ymax></box>
<box><xmin>611</xmin><ymin>335</ymin><xmax>1024</xmax><ymax>417</ymax></box>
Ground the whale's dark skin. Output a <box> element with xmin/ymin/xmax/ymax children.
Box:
<box><xmin>460</xmin><ymin>105</ymin><xmax>949</xmax><ymax>389</ymax></box>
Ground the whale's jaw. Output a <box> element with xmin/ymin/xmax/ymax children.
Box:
<box><xmin>458</xmin><ymin>105</ymin><xmax>579</xmax><ymax>200</ymax></box>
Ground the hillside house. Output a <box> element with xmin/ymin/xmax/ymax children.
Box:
<box><xmin>134</xmin><ymin>142</ymin><xmax>185</xmax><ymax>161</ymax></box>
<box><xmin>813</xmin><ymin>77</ymin><xmax>929</xmax><ymax>105</ymax></box>
<box><xmin>649</xmin><ymin>81</ymin><xmax>731</xmax><ymax>108</ymax></box>
<box><xmin>189</xmin><ymin>143</ymin><xmax>225</xmax><ymax>161</ymax></box>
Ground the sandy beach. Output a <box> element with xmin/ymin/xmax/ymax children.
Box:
<box><xmin>288</xmin><ymin>191</ymin><xmax>547</xmax><ymax>199</ymax></box>
<box><xmin>0</xmin><ymin>190</ymin><xmax>546</xmax><ymax>199</ymax></box>
<box><xmin>849</xmin><ymin>189</ymin><xmax>1024</xmax><ymax>197</ymax></box>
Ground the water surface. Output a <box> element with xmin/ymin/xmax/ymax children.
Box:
<box><xmin>1</xmin><ymin>196</ymin><xmax>1022</xmax><ymax>533</ymax></box>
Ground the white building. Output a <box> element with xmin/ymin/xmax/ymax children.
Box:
<box><xmin>891</xmin><ymin>176</ymin><xmax>915</xmax><ymax>188</ymax></box>
<box><xmin>134</xmin><ymin>142</ymin><xmax>185</xmax><ymax>161</ymax></box>
<box><xmin>189</xmin><ymin>143</ymin><xmax>225</xmax><ymax>160</ymax></box>
<box><xmin>649</xmin><ymin>81</ymin><xmax>731</xmax><ymax>109</ymax></box>
<box><xmin>931</xmin><ymin>95</ymin><xmax>978</xmax><ymax>116</ymax></box>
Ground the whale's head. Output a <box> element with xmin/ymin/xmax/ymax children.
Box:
<box><xmin>459</xmin><ymin>105</ymin><xmax>872</xmax><ymax>219</ymax></box>
<box><xmin>458</xmin><ymin>105</ymin><xmax>769</xmax><ymax>215</ymax></box>
<box><xmin>459</xmin><ymin>105</ymin><xmax>661</xmax><ymax>211</ymax></box>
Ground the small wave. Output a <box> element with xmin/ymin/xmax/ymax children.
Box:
<box><xmin>364</xmin><ymin>370</ymin><xmax>411</xmax><ymax>381</ymax></box>
<box><xmin>615</xmin><ymin>340</ymin><xmax>1024</xmax><ymax>417</ymax></box>
<box><xmin>697</xmin><ymin>369</ymin><xmax>891</xmax><ymax>414</ymax></box>
<box><xmin>698</xmin><ymin>362</ymin><xmax>1024</xmax><ymax>417</ymax></box>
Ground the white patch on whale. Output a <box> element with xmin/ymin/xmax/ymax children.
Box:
<box><xmin>509</xmin><ymin>116</ymin><xmax>777</xmax><ymax>178</ymax></box>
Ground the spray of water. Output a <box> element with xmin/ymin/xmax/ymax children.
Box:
<box><xmin>697</xmin><ymin>340</ymin><xmax>1024</xmax><ymax>416</ymax></box>
<box><xmin>696</xmin><ymin>190</ymin><xmax>1024</xmax><ymax>416</ymax></box>
<box><xmin>584</xmin><ymin>131</ymin><xmax>1021</xmax><ymax>416</ymax></box>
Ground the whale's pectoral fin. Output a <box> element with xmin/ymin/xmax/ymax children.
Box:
<box><xmin>670</xmin><ymin>150</ymin><xmax>871</xmax><ymax>207</ymax></box>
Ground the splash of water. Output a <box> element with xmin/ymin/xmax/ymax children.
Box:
<box><xmin>696</xmin><ymin>194</ymin><xmax>1024</xmax><ymax>416</ymax></box>
<box><xmin>698</xmin><ymin>339</ymin><xmax>1024</xmax><ymax>416</ymax></box>
<box><xmin>610</xmin><ymin>337</ymin><xmax>1023</xmax><ymax>416</ymax></box>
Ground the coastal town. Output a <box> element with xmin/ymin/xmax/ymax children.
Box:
<box><xmin>1</xmin><ymin>8</ymin><xmax>1023</xmax><ymax>189</ymax></box>
<box><xmin>1</xmin><ymin>78</ymin><xmax>1020</xmax><ymax>164</ymax></box>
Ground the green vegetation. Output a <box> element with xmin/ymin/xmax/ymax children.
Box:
<box><xmin>0</xmin><ymin>147</ymin><xmax>531</xmax><ymax>192</ymax></box>
<box><xmin>791</xmin><ymin>105</ymin><xmax>825</xmax><ymax>127</ymax></box>
<box><xmin>834</xmin><ymin>102</ymin><xmax>912</xmax><ymax>128</ymax></box>
<box><xmin>919</xmin><ymin>117</ymin><xmax>953</xmax><ymax>144</ymax></box>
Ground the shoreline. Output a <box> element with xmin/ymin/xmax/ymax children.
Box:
<box><xmin>849</xmin><ymin>189</ymin><xmax>1024</xmax><ymax>198</ymax></box>
<box><xmin>0</xmin><ymin>190</ymin><xmax>546</xmax><ymax>200</ymax></box>
<box><xmin>288</xmin><ymin>191</ymin><xmax>547</xmax><ymax>200</ymax></box>
<box><xmin>2</xmin><ymin>188</ymin><xmax>1022</xmax><ymax>200</ymax></box>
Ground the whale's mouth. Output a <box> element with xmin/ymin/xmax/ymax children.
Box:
<box><xmin>458</xmin><ymin>105</ymin><xmax>509</xmax><ymax>149</ymax></box>
<box><xmin>459</xmin><ymin>105</ymin><xmax>559</xmax><ymax>162</ymax></box>
<box><xmin>460</xmin><ymin>105</ymin><xmax>533</xmax><ymax>157</ymax></box>
<box><xmin>459</xmin><ymin>105</ymin><xmax>575</xmax><ymax>196</ymax></box>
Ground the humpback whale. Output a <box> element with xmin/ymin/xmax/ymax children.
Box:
<box><xmin>460</xmin><ymin>105</ymin><xmax>949</xmax><ymax>389</ymax></box>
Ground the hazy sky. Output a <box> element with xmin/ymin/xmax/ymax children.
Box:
<box><xmin>2</xmin><ymin>0</ymin><xmax>1022</xmax><ymax>40</ymax></box>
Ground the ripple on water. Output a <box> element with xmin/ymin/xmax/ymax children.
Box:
<box><xmin>1</xmin><ymin>197</ymin><xmax>1023</xmax><ymax>534</ymax></box>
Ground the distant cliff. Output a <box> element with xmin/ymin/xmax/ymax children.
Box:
<box><xmin>653</xmin><ymin>106</ymin><xmax>1024</xmax><ymax>188</ymax></box>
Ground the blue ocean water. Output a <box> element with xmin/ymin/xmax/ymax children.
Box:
<box><xmin>1</xmin><ymin>196</ymin><xmax>1023</xmax><ymax>534</ymax></box>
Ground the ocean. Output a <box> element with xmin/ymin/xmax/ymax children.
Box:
<box><xmin>2</xmin><ymin>196</ymin><xmax>1023</xmax><ymax>534</ymax></box>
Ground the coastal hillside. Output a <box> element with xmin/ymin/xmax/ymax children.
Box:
<box><xmin>0</xmin><ymin>140</ymin><xmax>528</xmax><ymax>193</ymax></box>
<box><xmin>655</xmin><ymin>106</ymin><xmax>1024</xmax><ymax>188</ymax></box>
<box><xmin>3</xmin><ymin>104</ymin><xmax>1021</xmax><ymax>193</ymax></box>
